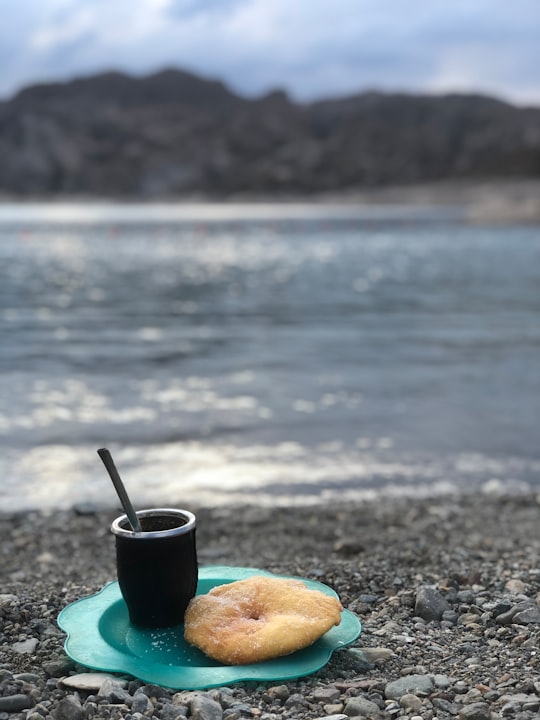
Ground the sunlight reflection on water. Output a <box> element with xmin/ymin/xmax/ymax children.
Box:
<box><xmin>1</xmin><ymin>203</ymin><xmax>539</xmax><ymax>511</ymax></box>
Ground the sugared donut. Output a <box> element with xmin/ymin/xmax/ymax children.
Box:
<box><xmin>183</xmin><ymin>575</ymin><xmax>342</xmax><ymax>664</ymax></box>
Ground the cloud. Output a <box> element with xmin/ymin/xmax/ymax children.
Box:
<box><xmin>0</xmin><ymin>0</ymin><xmax>539</xmax><ymax>104</ymax></box>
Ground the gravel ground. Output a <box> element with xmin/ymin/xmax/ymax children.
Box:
<box><xmin>1</xmin><ymin>492</ymin><xmax>540</xmax><ymax>719</ymax></box>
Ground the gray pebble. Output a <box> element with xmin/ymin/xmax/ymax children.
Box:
<box><xmin>323</xmin><ymin>704</ymin><xmax>345</xmax><ymax>716</ymax></box>
<box><xmin>501</xmin><ymin>701</ymin><xmax>521</xmax><ymax>716</ymax></box>
<box><xmin>266</xmin><ymin>685</ymin><xmax>289</xmax><ymax>701</ymax></box>
<box><xmin>433</xmin><ymin>697</ymin><xmax>458</xmax><ymax>714</ymax></box>
<box><xmin>513</xmin><ymin>602</ymin><xmax>540</xmax><ymax>624</ymax></box>
<box><xmin>414</xmin><ymin>585</ymin><xmax>450</xmax><ymax>622</ymax></box>
<box><xmin>385</xmin><ymin>674</ymin><xmax>434</xmax><ymax>699</ymax></box>
<box><xmin>229</xmin><ymin>702</ymin><xmax>252</xmax><ymax>713</ymax></box>
<box><xmin>13</xmin><ymin>673</ymin><xmax>41</xmax><ymax>683</ymax></box>
<box><xmin>491</xmin><ymin>600</ymin><xmax>513</xmax><ymax>617</ymax></box>
<box><xmin>160</xmin><ymin>704</ymin><xmax>189</xmax><ymax>720</ymax></box>
<box><xmin>343</xmin><ymin>648</ymin><xmax>375</xmax><ymax>672</ymax></box>
<box><xmin>399</xmin><ymin>694</ymin><xmax>424</xmax><ymax>711</ymax></box>
<box><xmin>333</xmin><ymin>539</ymin><xmax>365</xmax><ymax>555</ymax></box>
<box><xmin>97</xmin><ymin>678</ymin><xmax>132</xmax><ymax>704</ymax></box>
<box><xmin>432</xmin><ymin>674</ymin><xmax>453</xmax><ymax>689</ymax></box>
<box><xmin>285</xmin><ymin>693</ymin><xmax>307</xmax><ymax>708</ymax></box>
<box><xmin>458</xmin><ymin>702</ymin><xmax>491</xmax><ymax>720</ymax></box>
<box><xmin>222</xmin><ymin>710</ymin><xmax>240</xmax><ymax>720</ymax></box>
<box><xmin>61</xmin><ymin>673</ymin><xmax>128</xmax><ymax>692</ymax></box>
<box><xmin>357</xmin><ymin>594</ymin><xmax>379</xmax><ymax>604</ymax></box>
<box><xmin>495</xmin><ymin>608</ymin><xmax>517</xmax><ymax>625</ymax></box>
<box><xmin>131</xmin><ymin>692</ymin><xmax>154</xmax><ymax>714</ymax></box>
<box><xmin>141</xmin><ymin>683</ymin><xmax>171</xmax><ymax>699</ymax></box>
<box><xmin>189</xmin><ymin>693</ymin><xmax>223</xmax><ymax>720</ymax></box>
<box><xmin>343</xmin><ymin>696</ymin><xmax>381</xmax><ymax>716</ymax></box>
<box><xmin>312</xmin><ymin>688</ymin><xmax>341</xmax><ymax>703</ymax></box>
<box><xmin>42</xmin><ymin>658</ymin><xmax>75</xmax><ymax>677</ymax></box>
<box><xmin>360</xmin><ymin>647</ymin><xmax>394</xmax><ymax>663</ymax></box>
<box><xmin>54</xmin><ymin>695</ymin><xmax>83</xmax><ymax>720</ymax></box>
<box><xmin>0</xmin><ymin>695</ymin><xmax>34</xmax><ymax>713</ymax></box>
<box><xmin>441</xmin><ymin>609</ymin><xmax>458</xmax><ymax>624</ymax></box>
<box><xmin>12</xmin><ymin>638</ymin><xmax>39</xmax><ymax>654</ymax></box>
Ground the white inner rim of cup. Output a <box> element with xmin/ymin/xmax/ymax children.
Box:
<box><xmin>111</xmin><ymin>508</ymin><xmax>196</xmax><ymax>539</ymax></box>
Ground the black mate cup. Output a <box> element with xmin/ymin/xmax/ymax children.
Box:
<box><xmin>111</xmin><ymin>508</ymin><xmax>197</xmax><ymax>628</ymax></box>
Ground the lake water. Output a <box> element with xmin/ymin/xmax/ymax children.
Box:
<box><xmin>1</xmin><ymin>202</ymin><xmax>539</xmax><ymax>512</ymax></box>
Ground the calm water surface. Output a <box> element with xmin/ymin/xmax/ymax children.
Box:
<box><xmin>1</xmin><ymin>202</ymin><xmax>539</xmax><ymax>511</ymax></box>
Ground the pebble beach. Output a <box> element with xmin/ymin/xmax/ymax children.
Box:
<box><xmin>1</xmin><ymin>492</ymin><xmax>540</xmax><ymax>720</ymax></box>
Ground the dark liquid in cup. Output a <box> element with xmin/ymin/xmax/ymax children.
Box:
<box><xmin>115</xmin><ymin>513</ymin><xmax>197</xmax><ymax>628</ymax></box>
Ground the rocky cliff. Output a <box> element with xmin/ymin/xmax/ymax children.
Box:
<box><xmin>0</xmin><ymin>68</ymin><xmax>539</xmax><ymax>197</ymax></box>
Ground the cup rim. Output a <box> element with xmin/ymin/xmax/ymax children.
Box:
<box><xmin>111</xmin><ymin>507</ymin><xmax>196</xmax><ymax>539</ymax></box>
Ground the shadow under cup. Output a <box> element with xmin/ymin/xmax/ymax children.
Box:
<box><xmin>111</xmin><ymin>508</ymin><xmax>198</xmax><ymax>628</ymax></box>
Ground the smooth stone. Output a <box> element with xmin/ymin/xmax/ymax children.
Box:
<box><xmin>334</xmin><ymin>539</ymin><xmax>365</xmax><ymax>555</ymax></box>
<box><xmin>505</xmin><ymin>579</ymin><xmax>527</xmax><ymax>594</ymax></box>
<box><xmin>161</xmin><ymin>704</ymin><xmax>189</xmax><ymax>720</ymax></box>
<box><xmin>43</xmin><ymin>657</ymin><xmax>76</xmax><ymax>677</ymax></box>
<box><xmin>132</xmin><ymin>693</ymin><xmax>154</xmax><ymax>714</ymax></box>
<box><xmin>344</xmin><ymin>648</ymin><xmax>375</xmax><ymax>672</ymax></box>
<box><xmin>501</xmin><ymin>701</ymin><xmax>521</xmax><ymax>716</ymax></box>
<box><xmin>458</xmin><ymin>702</ymin><xmax>491</xmax><ymax>720</ymax></box>
<box><xmin>442</xmin><ymin>610</ymin><xmax>459</xmax><ymax>624</ymax></box>
<box><xmin>399</xmin><ymin>694</ymin><xmax>424</xmax><ymax>711</ymax></box>
<box><xmin>0</xmin><ymin>595</ymin><xmax>19</xmax><ymax>607</ymax></box>
<box><xmin>61</xmin><ymin>673</ymin><xmax>128</xmax><ymax>692</ymax></box>
<box><xmin>0</xmin><ymin>695</ymin><xmax>33</xmax><ymax>712</ymax></box>
<box><xmin>385</xmin><ymin>674</ymin><xmax>434</xmax><ymax>699</ymax></box>
<box><xmin>343</xmin><ymin>696</ymin><xmax>381</xmax><ymax>716</ymax></box>
<box><xmin>414</xmin><ymin>586</ymin><xmax>450</xmax><ymax>622</ymax></box>
<box><xmin>312</xmin><ymin>688</ymin><xmax>341</xmax><ymax>703</ymax></box>
<box><xmin>284</xmin><ymin>693</ymin><xmax>307</xmax><ymax>708</ymax></box>
<box><xmin>432</xmin><ymin>674</ymin><xmax>453</xmax><ymax>689</ymax></box>
<box><xmin>433</xmin><ymin>698</ymin><xmax>458</xmax><ymax>713</ymax></box>
<box><xmin>360</xmin><ymin>647</ymin><xmax>395</xmax><ymax>663</ymax></box>
<box><xmin>266</xmin><ymin>685</ymin><xmax>290</xmax><ymax>701</ymax></box>
<box><xmin>498</xmin><ymin>693</ymin><xmax>534</xmax><ymax>704</ymax></box>
<box><xmin>189</xmin><ymin>693</ymin><xmax>223</xmax><ymax>720</ymax></box>
<box><xmin>457</xmin><ymin>613</ymin><xmax>480</xmax><ymax>626</ymax></box>
<box><xmin>13</xmin><ymin>673</ymin><xmax>41</xmax><ymax>682</ymax></box>
<box><xmin>512</xmin><ymin>603</ymin><xmax>540</xmax><ymax>624</ymax></box>
<box><xmin>319</xmin><ymin>716</ymin><xmax>348</xmax><ymax>720</ymax></box>
<box><xmin>323</xmin><ymin>705</ymin><xmax>345</xmax><ymax>716</ymax></box>
<box><xmin>12</xmin><ymin>638</ymin><xmax>39</xmax><ymax>654</ymax></box>
<box><xmin>496</xmin><ymin>607</ymin><xmax>519</xmax><ymax>625</ymax></box>
<box><xmin>491</xmin><ymin>600</ymin><xmax>513</xmax><ymax>617</ymax></box>
<box><xmin>357</xmin><ymin>594</ymin><xmax>379</xmax><ymax>604</ymax></box>
<box><xmin>98</xmin><ymin>678</ymin><xmax>132</xmax><ymax>703</ymax></box>
<box><xmin>54</xmin><ymin>695</ymin><xmax>83</xmax><ymax>720</ymax></box>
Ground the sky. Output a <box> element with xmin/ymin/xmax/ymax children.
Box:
<box><xmin>1</xmin><ymin>0</ymin><xmax>539</xmax><ymax>106</ymax></box>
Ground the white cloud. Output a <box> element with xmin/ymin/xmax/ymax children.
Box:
<box><xmin>0</xmin><ymin>0</ymin><xmax>539</xmax><ymax>104</ymax></box>
<box><xmin>30</xmin><ymin>7</ymin><xmax>95</xmax><ymax>51</ymax></box>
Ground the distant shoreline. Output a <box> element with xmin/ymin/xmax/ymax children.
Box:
<box><xmin>1</xmin><ymin>178</ymin><xmax>539</xmax><ymax>224</ymax></box>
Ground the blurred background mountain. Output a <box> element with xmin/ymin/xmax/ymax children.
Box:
<box><xmin>1</xmin><ymin>68</ymin><xmax>539</xmax><ymax>199</ymax></box>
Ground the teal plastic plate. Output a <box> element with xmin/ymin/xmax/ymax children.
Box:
<box><xmin>58</xmin><ymin>566</ymin><xmax>361</xmax><ymax>690</ymax></box>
